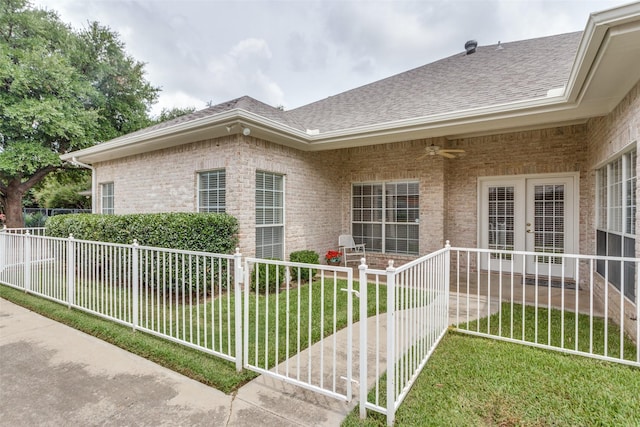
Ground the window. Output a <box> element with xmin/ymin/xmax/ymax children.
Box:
<box><xmin>198</xmin><ymin>170</ymin><xmax>226</xmax><ymax>213</ymax></box>
<box><xmin>101</xmin><ymin>183</ymin><xmax>114</xmax><ymax>214</ymax></box>
<box><xmin>255</xmin><ymin>171</ymin><xmax>284</xmax><ymax>259</ymax></box>
<box><xmin>596</xmin><ymin>148</ymin><xmax>636</xmax><ymax>302</ymax></box>
<box><xmin>352</xmin><ymin>182</ymin><xmax>419</xmax><ymax>255</ymax></box>
<box><xmin>488</xmin><ymin>186</ymin><xmax>515</xmax><ymax>260</ymax></box>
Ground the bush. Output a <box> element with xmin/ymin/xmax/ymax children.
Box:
<box><xmin>45</xmin><ymin>212</ymin><xmax>239</xmax><ymax>254</ymax></box>
<box><xmin>289</xmin><ymin>250</ymin><xmax>319</xmax><ymax>281</ymax></box>
<box><xmin>45</xmin><ymin>213</ymin><xmax>239</xmax><ymax>294</ymax></box>
<box><xmin>250</xmin><ymin>260</ymin><xmax>285</xmax><ymax>294</ymax></box>
<box><xmin>24</xmin><ymin>211</ymin><xmax>47</xmax><ymax>227</ymax></box>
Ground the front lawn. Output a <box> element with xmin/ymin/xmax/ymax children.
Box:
<box><xmin>344</xmin><ymin>329</ymin><xmax>639</xmax><ymax>426</ymax></box>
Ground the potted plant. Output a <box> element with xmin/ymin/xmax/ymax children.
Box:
<box><xmin>325</xmin><ymin>250</ymin><xmax>342</xmax><ymax>266</ymax></box>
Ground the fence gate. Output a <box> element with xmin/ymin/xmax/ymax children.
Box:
<box><xmin>242</xmin><ymin>258</ymin><xmax>356</xmax><ymax>401</ymax></box>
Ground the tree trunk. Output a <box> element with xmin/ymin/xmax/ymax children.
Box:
<box><xmin>4</xmin><ymin>186</ymin><xmax>25</xmax><ymax>228</ymax></box>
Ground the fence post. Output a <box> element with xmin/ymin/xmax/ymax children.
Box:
<box><xmin>67</xmin><ymin>234</ymin><xmax>75</xmax><ymax>308</ymax></box>
<box><xmin>385</xmin><ymin>259</ymin><xmax>396</xmax><ymax>427</ymax></box>
<box><xmin>234</xmin><ymin>248</ymin><xmax>243</xmax><ymax>372</ymax></box>
<box><xmin>444</xmin><ymin>240</ymin><xmax>451</xmax><ymax>329</ymax></box>
<box><xmin>358</xmin><ymin>257</ymin><xmax>368</xmax><ymax>419</ymax></box>
<box><xmin>23</xmin><ymin>231</ymin><xmax>31</xmax><ymax>293</ymax></box>
<box><xmin>132</xmin><ymin>239</ymin><xmax>139</xmax><ymax>331</ymax></box>
<box><xmin>0</xmin><ymin>226</ymin><xmax>6</xmax><ymax>273</ymax></box>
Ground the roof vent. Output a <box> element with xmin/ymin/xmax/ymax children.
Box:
<box><xmin>465</xmin><ymin>40</ymin><xmax>477</xmax><ymax>55</ymax></box>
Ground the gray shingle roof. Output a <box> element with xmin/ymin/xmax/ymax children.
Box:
<box><xmin>103</xmin><ymin>96</ymin><xmax>306</xmax><ymax>144</ymax></box>
<box><xmin>105</xmin><ymin>32</ymin><xmax>582</xmax><ymax>142</ymax></box>
<box><xmin>286</xmin><ymin>32</ymin><xmax>582</xmax><ymax>132</ymax></box>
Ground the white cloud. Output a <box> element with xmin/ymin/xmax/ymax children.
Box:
<box><xmin>206</xmin><ymin>38</ymin><xmax>285</xmax><ymax>107</ymax></box>
<box><xmin>150</xmin><ymin>91</ymin><xmax>206</xmax><ymax>117</ymax></box>
<box><xmin>32</xmin><ymin>0</ymin><xmax>630</xmax><ymax>113</ymax></box>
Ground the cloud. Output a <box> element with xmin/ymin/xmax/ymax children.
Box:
<box><xmin>206</xmin><ymin>38</ymin><xmax>284</xmax><ymax>107</ymax></box>
<box><xmin>150</xmin><ymin>90</ymin><xmax>205</xmax><ymax>117</ymax></box>
<box><xmin>33</xmin><ymin>0</ymin><xmax>630</xmax><ymax>113</ymax></box>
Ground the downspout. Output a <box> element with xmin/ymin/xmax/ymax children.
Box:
<box><xmin>69</xmin><ymin>157</ymin><xmax>96</xmax><ymax>213</ymax></box>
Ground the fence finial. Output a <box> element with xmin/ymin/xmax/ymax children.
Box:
<box><xmin>132</xmin><ymin>239</ymin><xmax>139</xmax><ymax>246</ymax></box>
<box><xmin>445</xmin><ymin>240</ymin><xmax>451</xmax><ymax>248</ymax></box>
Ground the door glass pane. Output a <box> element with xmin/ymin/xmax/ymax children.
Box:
<box><xmin>488</xmin><ymin>186</ymin><xmax>514</xmax><ymax>259</ymax></box>
<box><xmin>533</xmin><ymin>184</ymin><xmax>564</xmax><ymax>264</ymax></box>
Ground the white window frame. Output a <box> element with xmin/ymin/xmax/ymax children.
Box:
<box><xmin>351</xmin><ymin>181</ymin><xmax>420</xmax><ymax>255</ymax></box>
<box><xmin>197</xmin><ymin>169</ymin><xmax>226</xmax><ymax>213</ymax></box>
<box><xmin>101</xmin><ymin>182</ymin><xmax>114</xmax><ymax>214</ymax></box>
<box><xmin>255</xmin><ymin>171</ymin><xmax>285</xmax><ymax>259</ymax></box>
<box><xmin>596</xmin><ymin>147</ymin><xmax>636</xmax><ymax>303</ymax></box>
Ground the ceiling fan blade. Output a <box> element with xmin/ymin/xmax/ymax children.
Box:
<box><xmin>440</xmin><ymin>149</ymin><xmax>465</xmax><ymax>153</ymax></box>
<box><xmin>439</xmin><ymin>151</ymin><xmax>456</xmax><ymax>159</ymax></box>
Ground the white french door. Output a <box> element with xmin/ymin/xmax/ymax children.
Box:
<box><xmin>479</xmin><ymin>174</ymin><xmax>577</xmax><ymax>278</ymax></box>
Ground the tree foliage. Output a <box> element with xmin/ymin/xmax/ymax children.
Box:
<box><xmin>154</xmin><ymin>106</ymin><xmax>196</xmax><ymax>124</ymax></box>
<box><xmin>0</xmin><ymin>0</ymin><xmax>159</xmax><ymax>226</ymax></box>
<box><xmin>34</xmin><ymin>172</ymin><xmax>91</xmax><ymax>209</ymax></box>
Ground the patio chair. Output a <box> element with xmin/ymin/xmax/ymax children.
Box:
<box><xmin>338</xmin><ymin>234</ymin><xmax>366</xmax><ymax>266</ymax></box>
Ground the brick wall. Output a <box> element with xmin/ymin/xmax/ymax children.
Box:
<box><xmin>92</xmin><ymin>82</ymin><xmax>638</xmax><ymax>340</ymax></box>
<box><xmin>444</xmin><ymin>125</ymin><xmax>589</xmax><ymax>251</ymax></box>
<box><xmin>585</xmin><ymin>81</ymin><xmax>639</xmax><ymax>340</ymax></box>
<box><xmin>94</xmin><ymin>133</ymin><xmax>344</xmax><ymax>258</ymax></box>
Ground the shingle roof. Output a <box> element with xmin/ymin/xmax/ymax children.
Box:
<box><xmin>286</xmin><ymin>32</ymin><xmax>583</xmax><ymax>132</ymax></box>
<box><xmin>104</xmin><ymin>32</ymin><xmax>582</xmax><ymax>142</ymax></box>
<box><xmin>103</xmin><ymin>96</ymin><xmax>306</xmax><ymax>144</ymax></box>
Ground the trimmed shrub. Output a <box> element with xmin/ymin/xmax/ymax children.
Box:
<box><xmin>45</xmin><ymin>212</ymin><xmax>239</xmax><ymax>254</ymax></box>
<box><xmin>46</xmin><ymin>213</ymin><xmax>239</xmax><ymax>294</ymax></box>
<box><xmin>289</xmin><ymin>250</ymin><xmax>319</xmax><ymax>281</ymax></box>
<box><xmin>250</xmin><ymin>260</ymin><xmax>285</xmax><ymax>294</ymax></box>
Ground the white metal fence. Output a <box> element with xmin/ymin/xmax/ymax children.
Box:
<box><xmin>243</xmin><ymin>257</ymin><xmax>355</xmax><ymax>401</ymax></box>
<box><xmin>1</xmin><ymin>230</ymin><xmax>638</xmax><ymax>426</ymax></box>
<box><xmin>0</xmin><ymin>231</ymin><xmax>243</xmax><ymax>364</ymax></box>
<box><xmin>450</xmin><ymin>247</ymin><xmax>640</xmax><ymax>367</ymax></box>
<box><xmin>357</xmin><ymin>247</ymin><xmax>450</xmax><ymax>425</ymax></box>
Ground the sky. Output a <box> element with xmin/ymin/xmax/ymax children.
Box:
<box><xmin>34</xmin><ymin>0</ymin><xmax>631</xmax><ymax>117</ymax></box>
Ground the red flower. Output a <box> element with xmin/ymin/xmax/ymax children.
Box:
<box><xmin>325</xmin><ymin>250</ymin><xmax>342</xmax><ymax>261</ymax></box>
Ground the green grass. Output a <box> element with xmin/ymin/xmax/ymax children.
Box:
<box><xmin>343</xmin><ymin>331</ymin><xmax>640</xmax><ymax>426</ymax></box>
<box><xmin>343</xmin><ymin>303</ymin><xmax>639</xmax><ymax>426</ymax></box>
<box><xmin>461</xmin><ymin>302</ymin><xmax>638</xmax><ymax>362</ymax></box>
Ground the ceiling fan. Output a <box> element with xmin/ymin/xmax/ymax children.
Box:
<box><xmin>420</xmin><ymin>144</ymin><xmax>465</xmax><ymax>159</ymax></box>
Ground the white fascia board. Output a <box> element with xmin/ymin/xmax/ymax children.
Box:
<box><xmin>565</xmin><ymin>2</ymin><xmax>640</xmax><ymax>104</ymax></box>
<box><xmin>60</xmin><ymin>109</ymin><xmax>311</xmax><ymax>163</ymax></box>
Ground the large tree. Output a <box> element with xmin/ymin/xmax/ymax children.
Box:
<box><xmin>0</xmin><ymin>0</ymin><xmax>158</xmax><ymax>227</ymax></box>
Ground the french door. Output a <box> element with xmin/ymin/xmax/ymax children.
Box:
<box><xmin>479</xmin><ymin>175</ymin><xmax>577</xmax><ymax>277</ymax></box>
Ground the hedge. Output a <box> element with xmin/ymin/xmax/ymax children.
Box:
<box><xmin>45</xmin><ymin>212</ymin><xmax>239</xmax><ymax>254</ymax></box>
<box><xmin>289</xmin><ymin>250</ymin><xmax>319</xmax><ymax>281</ymax></box>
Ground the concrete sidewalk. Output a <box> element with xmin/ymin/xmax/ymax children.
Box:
<box><xmin>0</xmin><ymin>293</ymin><xmax>497</xmax><ymax>426</ymax></box>
<box><xmin>0</xmin><ymin>299</ymin><xmax>354</xmax><ymax>426</ymax></box>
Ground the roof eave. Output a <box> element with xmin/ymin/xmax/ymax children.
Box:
<box><xmin>62</xmin><ymin>2</ymin><xmax>640</xmax><ymax>164</ymax></box>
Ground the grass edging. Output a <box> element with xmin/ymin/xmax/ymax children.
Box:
<box><xmin>0</xmin><ymin>284</ymin><xmax>256</xmax><ymax>393</ymax></box>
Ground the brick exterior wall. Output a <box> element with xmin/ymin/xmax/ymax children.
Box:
<box><xmin>93</xmin><ymin>82</ymin><xmax>638</xmax><ymax>338</ymax></box>
<box><xmin>585</xmin><ymin>81</ymin><xmax>639</xmax><ymax>340</ymax></box>
<box><xmin>95</xmin><ymin>134</ymin><xmax>344</xmax><ymax>259</ymax></box>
